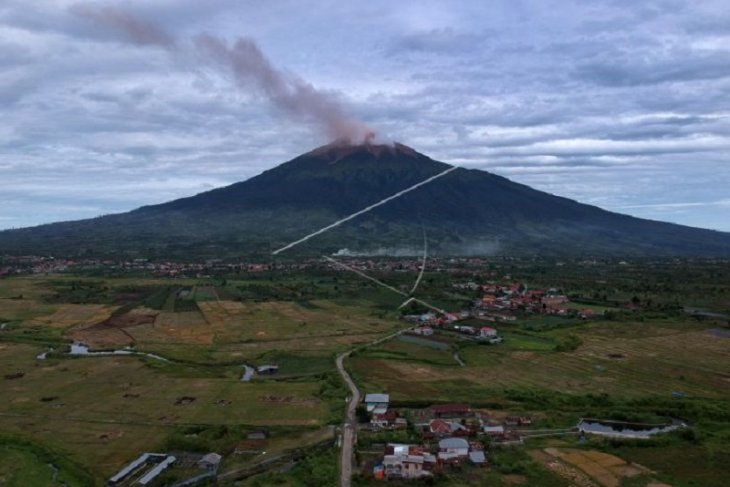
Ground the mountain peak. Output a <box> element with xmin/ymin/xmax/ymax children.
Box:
<box><xmin>2</xmin><ymin>141</ymin><xmax>730</xmax><ymax>259</ymax></box>
<box><xmin>304</xmin><ymin>139</ymin><xmax>420</xmax><ymax>164</ymax></box>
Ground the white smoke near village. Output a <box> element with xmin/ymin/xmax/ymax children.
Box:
<box><xmin>72</xmin><ymin>4</ymin><xmax>374</xmax><ymax>143</ymax></box>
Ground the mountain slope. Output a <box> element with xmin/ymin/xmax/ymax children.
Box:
<box><xmin>2</xmin><ymin>141</ymin><xmax>730</xmax><ymax>258</ymax></box>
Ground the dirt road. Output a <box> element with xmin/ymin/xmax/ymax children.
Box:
<box><xmin>336</xmin><ymin>351</ymin><xmax>359</xmax><ymax>487</ymax></box>
<box><xmin>336</xmin><ymin>326</ymin><xmax>413</xmax><ymax>487</ymax></box>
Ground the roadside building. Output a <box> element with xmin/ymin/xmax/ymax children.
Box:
<box><xmin>364</xmin><ymin>393</ymin><xmax>390</xmax><ymax>415</ymax></box>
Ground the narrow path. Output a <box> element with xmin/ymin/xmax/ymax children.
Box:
<box><xmin>336</xmin><ymin>351</ymin><xmax>359</xmax><ymax>487</ymax></box>
<box><xmin>336</xmin><ymin>326</ymin><xmax>413</xmax><ymax>487</ymax></box>
<box><xmin>453</xmin><ymin>350</ymin><xmax>465</xmax><ymax>367</ymax></box>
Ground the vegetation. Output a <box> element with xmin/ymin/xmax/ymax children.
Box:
<box><xmin>0</xmin><ymin>257</ymin><xmax>728</xmax><ymax>485</ymax></box>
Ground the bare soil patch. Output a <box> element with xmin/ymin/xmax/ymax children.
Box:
<box><xmin>90</xmin><ymin>312</ymin><xmax>157</xmax><ymax>330</ymax></box>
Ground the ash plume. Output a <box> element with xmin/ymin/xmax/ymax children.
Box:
<box><xmin>73</xmin><ymin>5</ymin><xmax>373</xmax><ymax>143</ymax></box>
<box><xmin>72</xmin><ymin>5</ymin><xmax>175</xmax><ymax>48</ymax></box>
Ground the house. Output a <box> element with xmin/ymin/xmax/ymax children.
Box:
<box><xmin>505</xmin><ymin>415</ymin><xmax>532</xmax><ymax>426</ymax></box>
<box><xmin>364</xmin><ymin>393</ymin><xmax>390</xmax><ymax>415</ymax></box>
<box><xmin>445</xmin><ymin>313</ymin><xmax>460</xmax><ymax>322</ymax></box>
<box><xmin>382</xmin><ymin>454</ymin><xmax>432</xmax><ymax>479</ymax></box>
<box><xmin>431</xmin><ymin>403</ymin><xmax>472</xmax><ymax>419</ymax></box>
<box><xmin>233</xmin><ymin>441</ymin><xmax>263</xmax><ymax>455</ymax></box>
<box><xmin>381</xmin><ymin>444</ymin><xmax>437</xmax><ymax>479</ymax></box>
<box><xmin>198</xmin><ymin>452</ymin><xmax>222</xmax><ymax>471</ymax></box>
<box><xmin>542</xmin><ymin>295</ymin><xmax>568</xmax><ymax>307</ymax></box>
<box><xmin>428</xmin><ymin>419</ymin><xmax>468</xmax><ymax>437</ymax></box>
<box><xmin>412</xmin><ymin>326</ymin><xmax>434</xmax><ymax>336</ymax></box>
<box><xmin>247</xmin><ymin>427</ymin><xmax>269</xmax><ymax>440</ymax></box>
<box><xmin>479</xmin><ymin>326</ymin><xmax>497</xmax><ymax>339</ymax></box>
<box><xmin>579</xmin><ymin>309</ymin><xmax>596</xmax><ymax>319</ymax></box>
<box><xmin>419</xmin><ymin>312</ymin><xmax>436</xmax><ymax>323</ymax></box>
<box><xmin>438</xmin><ymin>437</ymin><xmax>470</xmax><ymax>458</ymax></box>
<box><xmin>371</xmin><ymin>410</ymin><xmax>400</xmax><ymax>429</ymax></box>
<box><xmin>483</xmin><ymin>425</ymin><xmax>505</xmax><ymax>436</ymax></box>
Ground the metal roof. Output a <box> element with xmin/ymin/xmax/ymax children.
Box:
<box><xmin>364</xmin><ymin>393</ymin><xmax>389</xmax><ymax>403</ymax></box>
<box><xmin>138</xmin><ymin>456</ymin><xmax>176</xmax><ymax>486</ymax></box>
<box><xmin>469</xmin><ymin>451</ymin><xmax>486</xmax><ymax>463</ymax></box>
<box><xmin>438</xmin><ymin>437</ymin><xmax>469</xmax><ymax>450</ymax></box>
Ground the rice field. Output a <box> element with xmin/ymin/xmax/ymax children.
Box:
<box><xmin>0</xmin><ymin>276</ymin><xmax>398</xmax><ymax>484</ymax></box>
<box><xmin>351</xmin><ymin>320</ymin><xmax>730</xmax><ymax>402</ymax></box>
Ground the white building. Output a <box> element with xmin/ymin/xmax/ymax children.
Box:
<box><xmin>364</xmin><ymin>393</ymin><xmax>389</xmax><ymax>415</ymax></box>
<box><xmin>438</xmin><ymin>437</ymin><xmax>469</xmax><ymax>458</ymax></box>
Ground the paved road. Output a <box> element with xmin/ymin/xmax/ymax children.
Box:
<box><xmin>336</xmin><ymin>326</ymin><xmax>414</xmax><ymax>487</ymax></box>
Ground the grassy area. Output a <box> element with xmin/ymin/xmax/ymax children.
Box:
<box><xmin>0</xmin><ymin>435</ymin><xmax>94</xmax><ymax>487</ymax></box>
<box><xmin>0</xmin><ymin>274</ymin><xmax>412</xmax><ymax>484</ymax></box>
<box><xmin>0</xmin><ymin>259</ymin><xmax>728</xmax><ymax>486</ymax></box>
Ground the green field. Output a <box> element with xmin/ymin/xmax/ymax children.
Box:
<box><xmin>1</xmin><ymin>259</ymin><xmax>729</xmax><ymax>486</ymax></box>
<box><xmin>0</xmin><ymin>274</ymin><xmax>407</xmax><ymax>484</ymax></box>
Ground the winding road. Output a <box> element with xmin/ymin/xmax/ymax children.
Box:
<box><xmin>335</xmin><ymin>326</ymin><xmax>414</xmax><ymax>487</ymax></box>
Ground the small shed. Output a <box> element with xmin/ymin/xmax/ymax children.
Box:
<box><xmin>198</xmin><ymin>452</ymin><xmax>222</xmax><ymax>471</ymax></box>
<box><xmin>247</xmin><ymin>427</ymin><xmax>269</xmax><ymax>440</ymax></box>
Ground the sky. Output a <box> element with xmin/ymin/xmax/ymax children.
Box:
<box><xmin>1</xmin><ymin>0</ymin><xmax>729</xmax><ymax>232</ymax></box>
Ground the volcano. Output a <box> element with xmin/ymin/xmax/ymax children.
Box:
<box><xmin>2</xmin><ymin>141</ymin><xmax>730</xmax><ymax>258</ymax></box>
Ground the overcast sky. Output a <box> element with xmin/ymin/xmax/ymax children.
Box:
<box><xmin>2</xmin><ymin>0</ymin><xmax>729</xmax><ymax>231</ymax></box>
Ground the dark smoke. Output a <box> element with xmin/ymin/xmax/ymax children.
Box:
<box><xmin>73</xmin><ymin>5</ymin><xmax>374</xmax><ymax>143</ymax></box>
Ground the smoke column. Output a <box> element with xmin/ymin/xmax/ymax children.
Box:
<box><xmin>73</xmin><ymin>5</ymin><xmax>373</xmax><ymax>143</ymax></box>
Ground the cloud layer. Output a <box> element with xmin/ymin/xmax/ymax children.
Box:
<box><xmin>1</xmin><ymin>0</ymin><xmax>729</xmax><ymax>231</ymax></box>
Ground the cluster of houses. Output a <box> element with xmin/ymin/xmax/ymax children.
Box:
<box><xmin>406</xmin><ymin>318</ymin><xmax>503</xmax><ymax>344</ymax></box>
<box><xmin>473</xmin><ymin>282</ymin><xmax>597</xmax><ymax>319</ymax></box>
<box><xmin>475</xmin><ymin>283</ymin><xmax>567</xmax><ymax>315</ymax></box>
<box><xmin>402</xmin><ymin>280</ymin><xmax>594</xmax><ymax>342</ymax></box>
<box><xmin>365</xmin><ymin>397</ymin><xmax>532</xmax><ymax>481</ymax></box>
<box><xmin>376</xmin><ymin>437</ymin><xmax>486</xmax><ymax>480</ymax></box>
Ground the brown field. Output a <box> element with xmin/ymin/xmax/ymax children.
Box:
<box><xmin>200</xmin><ymin>299</ymin><xmax>398</xmax><ymax>344</ymax></box>
<box><xmin>539</xmin><ymin>448</ymin><xmax>652</xmax><ymax>487</ymax></box>
<box><xmin>29</xmin><ymin>303</ymin><xmax>116</xmax><ymax>330</ymax></box>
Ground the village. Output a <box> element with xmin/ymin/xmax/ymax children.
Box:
<box><xmin>0</xmin><ymin>256</ymin><xmax>724</xmax><ymax>486</ymax></box>
<box><xmin>361</xmin><ymin>395</ymin><xmax>528</xmax><ymax>480</ymax></box>
<box><xmin>404</xmin><ymin>279</ymin><xmax>598</xmax><ymax>334</ymax></box>
<box><xmin>357</xmin><ymin>392</ymin><xmax>686</xmax><ymax>483</ymax></box>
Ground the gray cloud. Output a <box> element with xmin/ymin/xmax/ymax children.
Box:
<box><xmin>1</xmin><ymin>0</ymin><xmax>729</xmax><ymax>232</ymax></box>
<box><xmin>577</xmin><ymin>51</ymin><xmax>730</xmax><ymax>87</ymax></box>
